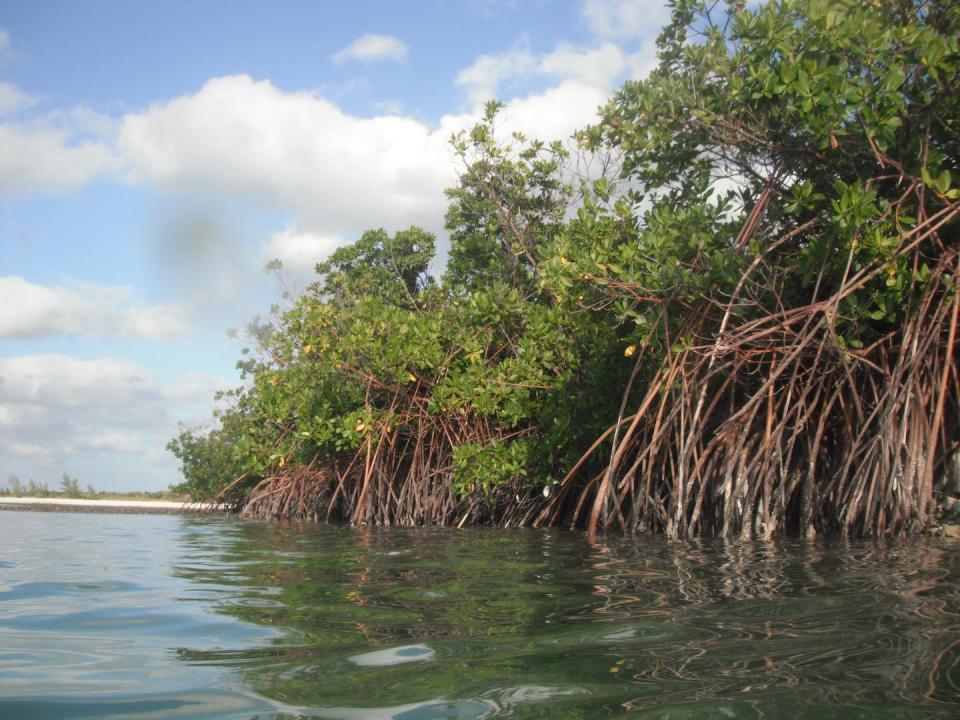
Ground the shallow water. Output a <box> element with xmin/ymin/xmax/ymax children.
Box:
<box><xmin>0</xmin><ymin>511</ymin><xmax>958</xmax><ymax>719</ymax></box>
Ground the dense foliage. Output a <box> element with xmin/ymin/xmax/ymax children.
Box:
<box><xmin>171</xmin><ymin>0</ymin><xmax>959</xmax><ymax>537</ymax></box>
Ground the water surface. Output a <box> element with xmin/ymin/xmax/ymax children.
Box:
<box><xmin>0</xmin><ymin>510</ymin><xmax>958</xmax><ymax>718</ymax></box>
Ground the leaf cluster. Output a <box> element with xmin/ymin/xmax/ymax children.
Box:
<box><xmin>171</xmin><ymin>1</ymin><xmax>959</xmax><ymax>537</ymax></box>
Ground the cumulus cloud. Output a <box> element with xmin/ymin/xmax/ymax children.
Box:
<box><xmin>118</xmin><ymin>75</ymin><xmax>455</xmax><ymax>237</ymax></box>
<box><xmin>456</xmin><ymin>38</ymin><xmax>657</xmax><ymax>112</ymax></box>
<box><xmin>119</xmin><ymin>70</ymin><xmax>618</xmax><ymax>225</ymax></box>
<box><xmin>581</xmin><ymin>0</ymin><xmax>673</xmax><ymax>40</ymax></box>
<box><xmin>0</xmin><ymin>276</ymin><xmax>188</xmax><ymax>340</ymax></box>
<box><xmin>0</xmin><ymin>123</ymin><xmax>118</xmax><ymax>196</ymax></box>
<box><xmin>539</xmin><ymin>42</ymin><xmax>630</xmax><ymax>88</ymax></box>
<box><xmin>54</xmin><ymin>105</ymin><xmax>120</xmax><ymax>139</ymax></box>
<box><xmin>262</xmin><ymin>226</ymin><xmax>345</xmax><ymax>289</ymax></box>
<box><xmin>114</xmin><ymin>67</ymin><xmax>625</xmax><ymax>260</ymax></box>
<box><xmin>494</xmin><ymin>80</ymin><xmax>613</xmax><ymax>142</ymax></box>
<box><xmin>79</xmin><ymin>432</ymin><xmax>144</xmax><ymax>455</ymax></box>
<box><xmin>2</xmin><ymin>21</ymin><xmax>662</xmax><ymax>216</ymax></box>
<box><xmin>0</xmin><ymin>74</ymin><xmax>119</xmax><ymax>195</ymax></box>
<box><xmin>0</xmin><ymin>354</ymin><xmax>230</xmax><ymax>488</ymax></box>
<box><xmin>332</xmin><ymin>34</ymin><xmax>408</xmax><ymax>64</ymax></box>
<box><xmin>0</xmin><ymin>81</ymin><xmax>35</xmax><ymax>116</ymax></box>
<box><xmin>0</xmin><ymin>355</ymin><xmax>153</xmax><ymax>423</ymax></box>
<box><xmin>455</xmin><ymin>42</ymin><xmax>538</xmax><ymax>108</ymax></box>
<box><xmin>110</xmin><ymin>70</ymin><xmax>617</xmax><ymax>310</ymax></box>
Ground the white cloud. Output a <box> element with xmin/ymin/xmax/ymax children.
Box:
<box><xmin>332</xmin><ymin>34</ymin><xmax>408</xmax><ymax>64</ymax></box>
<box><xmin>0</xmin><ymin>355</ymin><xmax>160</xmax><ymax>419</ymax></box>
<box><xmin>80</xmin><ymin>432</ymin><xmax>143</xmax><ymax>455</ymax></box>
<box><xmin>538</xmin><ymin>42</ymin><xmax>628</xmax><ymax>88</ymax></box>
<box><xmin>1</xmin><ymin>27</ymin><xmax>656</xmax><ymax>217</ymax></box>
<box><xmin>0</xmin><ymin>354</ymin><xmax>230</xmax><ymax>489</ymax></box>
<box><xmin>495</xmin><ymin>80</ymin><xmax>612</xmax><ymax>142</ymax></box>
<box><xmin>456</xmin><ymin>39</ymin><xmax>657</xmax><ymax>113</ymax></box>
<box><xmin>164</xmin><ymin>372</ymin><xmax>234</xmax><ymax>405</ymax></box>
<box><xmin>5</xmin><ymin>442</ymin><xmax>51</xmax><ymax>459</ymax></box>
<box><xmin>57</xmin><ymin>105</ymin><xmax>120</xmax><ymax>139</ymax></box>
<box><xmin>262</xmin><ymin>226</ymin><xmax>345</xmax><ymax>289</ymax></box>
<box><xmin>0</xmin><ymin>123</ymin><xmax>118</xmax><ymax>196</ymax></box>
<box><xmin>113</xmin><ymin>69</ymin><xmax>625</xmax><ymax>260</ymax></box>
<box><xmin>0</xmin><ymin>85</ymin><xmax>120</xmax><ymax>194</ymax></box>
<box><xmin>118</xmin><ymin>75</ymin><xmax>455</xmax><ymax>237</ymax></box>
<box><xmin>456</xmin><ymin>43</ymin><xmax>537</xmax><ymax>108</ymax></box>
<box><xmin>0</xmin><ymin>276</ymin><xmax>188</xmax><ymax>340</ymax></box>
<box><xmin>0</xmin><ymin>82</ymin><xmax>35</xmax><ymax>116</ymax></box>
<box><xmin>581</xmin><ymin>0</ymin><xmax>672</xmax><ymax>40</ymax></box>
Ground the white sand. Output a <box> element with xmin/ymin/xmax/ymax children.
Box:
<box><xmin>0</xmin><ymin>496</ymin><xmax>189</xmax><ymax>510</ymax></box>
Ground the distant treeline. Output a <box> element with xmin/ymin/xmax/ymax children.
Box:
<box><xmin>2</xmin><ymin>473</ymin><xmax>84</xmax><ymax>498</ymax></box>
<box><xmin>170</xmin><ymin>0</ymin><xmax>959</xmax><ymax>537</ymax></box>
<box><xmin>2</xmin><ymin>473</ymin><xmax>186</xmax><ymax>502</ymax></box>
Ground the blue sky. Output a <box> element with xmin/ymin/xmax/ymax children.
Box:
<box><xmin>0</xmin><ymin>0</ymin><xmax>671</xmax><ymax>491</ymax></box>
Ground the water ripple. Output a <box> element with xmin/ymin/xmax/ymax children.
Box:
<box><xmin>1</xmin><ymin>512</ymin><xmax>958</xmax><ymax>719</ymax></box>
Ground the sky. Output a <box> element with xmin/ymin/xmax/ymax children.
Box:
<box><xmin>0</xmin><ymin>0</ymin><xmax>671</xmax><ymax>492</ymax></box>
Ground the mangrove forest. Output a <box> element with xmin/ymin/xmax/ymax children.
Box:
<box><xmin>170</xmin><ymin>0</ymin><xmax>960</xmax><ymax>538</ymax></box>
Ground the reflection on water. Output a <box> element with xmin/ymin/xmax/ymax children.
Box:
<box><xmin>0</xmin><ymin>511</ymin><xmax>958</xmax><ymax>719</ymax></box>
<box><xmin>349</xmin><ymin>644</ymin><xmax>436</xmax><ymax>667</ymax></box>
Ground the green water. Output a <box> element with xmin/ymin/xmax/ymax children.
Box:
<box><xmin>0</xmin><ymin>511</ymin><xmax>957</xmax><ymax>719</ymax></box>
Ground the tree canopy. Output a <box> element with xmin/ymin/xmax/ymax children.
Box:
<box><xmin>171</xmin><ymin>0</ymin><xmax>959</xmax><ymax>537</ymax></box>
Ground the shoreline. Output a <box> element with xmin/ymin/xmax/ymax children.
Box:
<box><xmin>0</xmin><ymin>496</ymin><xmax>221</xmax><ymax>515</ymax></box>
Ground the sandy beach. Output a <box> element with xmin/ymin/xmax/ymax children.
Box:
<box><xmin>0</xmin><ymin>496</ymin><xmax>216</xmax><ymax>515</ymax></box>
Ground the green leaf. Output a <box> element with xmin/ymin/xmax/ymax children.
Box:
<box><xmin>936</xmin><ymin>170</ymin><xmax>951</xmax><ymax>194</ymax></box>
